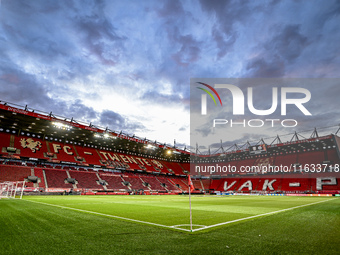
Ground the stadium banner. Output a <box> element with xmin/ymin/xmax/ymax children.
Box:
<box><xmin>46</xmin><ymin>188</ymin><xmax>71</xmax><ymax>192</ymax></box>
<box><xmin>285</xmin><ymin>194</ymin><xmax>333</xmax><ymax>197</ymax></box>
<box><xmin>190</xmin><ymin>78</ymin><xmax>340</xmax><ymax>185</ymax></box>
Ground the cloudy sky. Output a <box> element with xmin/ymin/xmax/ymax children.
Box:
<box><xmin>0</xmin><ymin>0</ymin><xmax>339</xmax><ymax>151</ymax></box>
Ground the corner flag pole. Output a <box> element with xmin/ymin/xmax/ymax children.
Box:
<box><xmin>188</xmin><ymin>175</ymin><xmax>193</xmax><ymax>232</ymax></box>
<box><xmin>189</xmin><ymin>183</ymin><xmax>192</xmax><ymax>232</ymax></box>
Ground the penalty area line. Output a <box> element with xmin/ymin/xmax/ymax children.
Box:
<box><xmin>192</xmin><ymin>198</ymin><xmax>337</xmax><ymax>232</ymax></box>
<box><xmin>22</xmin><ymin>199</ymin><xmax>191</xmax><ymax>232</ymax></box>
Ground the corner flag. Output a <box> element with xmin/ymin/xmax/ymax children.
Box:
<box><xmin>188</xmin><ymin>175</ymin><xmax>194</xmax><ymax>192</ymax></box>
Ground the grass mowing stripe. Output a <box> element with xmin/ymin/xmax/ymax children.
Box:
<box><xmin>21</xmin><ymin>196</ymin><xmax>336</xmax><ymax>233</ymax></box>
<box><xmin>1</xmin><ymin>196</ymin><xmax>338</xmax><ymax>254</ymax></box>
<box><xmin>193</xmin><ymin>198</ymin><xmax>336</xmax><ymax>232</ymax></box>
<box><xmin>22</xmin><ymin>199</ymin><xmax>191</xmax><ymax>232</ymax></box>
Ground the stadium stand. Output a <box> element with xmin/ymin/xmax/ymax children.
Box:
<box><xmin>170</xmin><ymin>178</ymin><xmax>189</xmax><ymax>192</ymax></box>
<box><xmin>156</xmin><ymin>176</ymin><xmax>181</xmax><ymax>192</ymax></box>
<box><xmin>201</xmin><ymin>179</ymin><xmax>211</xmax><ymax>190</ymax></box>
<box><xmin>0</xmin><ymin>101</ymin><xmax>339</xmax><ymax>195</ymax></box>
<box><xmin>43</xmin><ymin>168</ymin><xmax>73</xmax><ymax>189</ymax></box>
<box><xmin>298</xmin><ymin>151</ymin><xmax>325</xmax><ymax>165</ymax></box>
<box><xmin>0</xmin><ymin>165</ymin><xmax>31</xmax><ymax>183</ymax></box>
<box><xmin>76</xmin><ymin>147</ymin><xmax>103</xmax><ymax>165</ymax></box>
<box><xmin>33</xmin><ymin>167</ymin><xmax>46</xmax><ymax>188</ymax></box>
<box><xmin>99</xmin><ymin>173</ymin><xmax>128</xmax><ymax>190</ymax></box>
<box><xmin>68</xmin><ymin>170</ymin><xmax>102</xmax><ymax>190</ymax></box>
<box><xmin>162</xmin><ymin>161</ymin><xmax>185</xmax><ymax>175</ymax></box>
<box><xmin>139</xmin><ymin>175</ymin><xmax>167</xmax><ymax>192</ymax></box>
<box><xmin>123</xmin><ymin>175</ymin><xmax>147</xmax><ymax>190</ymax></box>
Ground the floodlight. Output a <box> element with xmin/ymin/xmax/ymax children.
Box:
<box><xmin>52</xmin><ymin>122</ymin><xmax>72</xmax><ymax>130</ymax></box>
<box><xmin>145</xmin><ymin>144</ymin><xmax>155</xmax><ymax>149</ymax></box>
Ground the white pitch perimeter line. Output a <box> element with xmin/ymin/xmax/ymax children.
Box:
<box><xmin>23</xmin><ymin>199</ymin><xmax>191</xmax><ymax>232</ymax></box>
<box><xmin>192</xmin><ymin>198</ymin><xmax>337</xmax><ymax>232</ymax></box>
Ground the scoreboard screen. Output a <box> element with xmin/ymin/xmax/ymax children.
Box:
<box><xmin>249</xmin><ymin>144</ymin><xmax>267</xmax><ymax>155</ymax></box>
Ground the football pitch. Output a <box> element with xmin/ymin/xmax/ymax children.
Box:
<box><xmin>0</xmin><ymin>195</ymin><xmax>339</xmax><ymax>254</ymax></box>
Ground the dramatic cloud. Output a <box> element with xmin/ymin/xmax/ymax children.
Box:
<box><xmin>100</xmin><ymin>110</ymin><xmax>146</xmax><ymax>134</ymax></box>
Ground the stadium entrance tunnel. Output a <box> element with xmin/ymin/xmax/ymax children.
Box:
<box><xmin>26</xmin><ymin>176</ymin><xmax>40</xmax><ymax>183</ymax></box>
<box><xmin>98</xmin><ymin>180</ymin><xmax>108</xmax><ymax>186</ymax></box>
<box><xmin>123</xmin><ymin>181</ymin><xmax>130</xmax><ymax>186</ymax></box>
<box><xmin>65</xmin><ymin>178</ymin><xmax>77</xmax><ymax>184</ymax></box>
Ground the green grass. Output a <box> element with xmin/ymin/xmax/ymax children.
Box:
<box><xmin>0</xmin><ymin>195</ymin><xmax>339</xmax><ymax>254</ymax></box>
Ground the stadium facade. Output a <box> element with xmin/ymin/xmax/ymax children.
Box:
<box><xmin>0</xmin><ymin>101</ymin><xmax>339</xmax><ymax>195</ymax></box>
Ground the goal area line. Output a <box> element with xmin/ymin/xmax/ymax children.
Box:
<box><xmin>21</xmin><ymin>197</ymin><xmax>336</xmax><ymax>233</ymax></box>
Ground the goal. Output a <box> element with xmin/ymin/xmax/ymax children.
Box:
<box><xmin>0</xmin><ymin>181</ymin><xmax>25</xmax><ymax>199</ymax></box>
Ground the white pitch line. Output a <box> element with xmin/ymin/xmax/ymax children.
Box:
<box><xmin>192</xmin><ymin>198</ymin><xmax>337</xmax><ymax>232</ymax></box>
<box><xmin>172</xmin><ymin>224</ymin><xmax>206</xmax><ymax>227</ymax></box>
<box><xmin>21</xmin><ymin>198</ymin><xmax>336</xmax><ymax>233</ymax></box>
<box><xmin>23</xmin><ymin>199</ymin><xmax>191</xmax><ymax>232</ymax></box>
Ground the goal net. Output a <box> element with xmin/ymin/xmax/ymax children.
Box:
<box><xmin>0</xmin><ymin>181</ymin><xmax>25</xmax><ymax>199</ymax></box>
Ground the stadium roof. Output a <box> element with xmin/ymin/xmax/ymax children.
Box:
<box><xmin>0</xmin><ymin>100</ymin><xmax>190</xmax><ymax>162</ymax></box>
<box><xmin>1</xmin><ymin>100</ymin><xmax>339</xmax><ymax>163</ymax></box>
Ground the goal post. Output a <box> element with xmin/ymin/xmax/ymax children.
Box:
<box><xmin>0</xmin><ymin>181</ymin><xmax>25</xmax><ymax>199</ymax></box>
